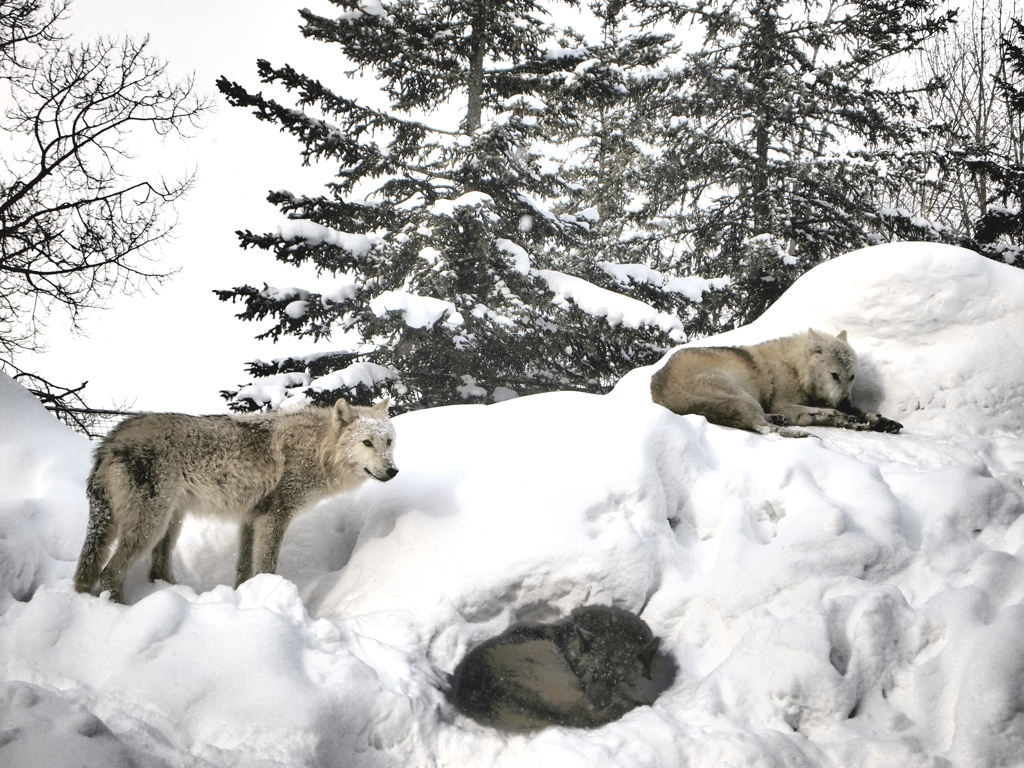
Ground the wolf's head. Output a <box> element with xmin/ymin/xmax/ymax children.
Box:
<box><xmin>804</xmin><ymin>328</ymin><xmax>858</xmax><ymax>411</ymax></box>
<box><xmin>564</xmin><ymin>606</ymin><xmax>661</xmax><ymax>707</ymax></box>
<box><xmin>330</xmin><ymin>398</ymin><xmax>399</xmax><ymax>483</ymax></box>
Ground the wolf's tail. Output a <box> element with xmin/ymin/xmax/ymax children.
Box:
<box><xmin>73</xmin><ymin>472</ymin><xmax>117</xmax><ymax>593</ymax></box>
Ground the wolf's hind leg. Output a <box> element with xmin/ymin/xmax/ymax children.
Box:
<box><xmin>699</xmin><ymin>390</ymin><xmax>776</xmax><ymax>433</ymax></box>
<box><xmin>74</xmin><ymin>481</ymin><xmax>119</xmax><ymax>593</ymax></box>
<box><xmin>149</xmin><ymin>511</ymin><xmax>183</xmax><ymax>584</ymax></box>
<box><xmin>98</xmin><ymin>502</ymin><xmax>175</xmax><ymax>603</ymax></box>
<box><xmin>100</xmin><ymin>528</ymin><xmax>161</xmax><ymax>603</ymax></box>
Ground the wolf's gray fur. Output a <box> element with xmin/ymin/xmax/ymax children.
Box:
<box><xmin>650</xmin><ymin>328</ymin><xmax>903</xmax><ymax>437</ymax></box>
<box><xmin>451</xmin><ymin>606</ymin><xmax>674</xmax><ymax>730</ymax></box>
<box><xmin>74</xmin><ymin>399</ymin><xmax>397</xmax><ymax>602</ymax></box>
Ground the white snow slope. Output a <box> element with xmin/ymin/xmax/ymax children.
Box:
<box><xmin>2</xmin><ymin>242</ymin><xmax>1024</xmax><ymax>768</ymax></box>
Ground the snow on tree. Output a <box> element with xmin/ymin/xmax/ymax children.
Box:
<box><xmin>215</xmin><ymin>0</ymin><xmax>703</xmax><ymax>412</ymax></box>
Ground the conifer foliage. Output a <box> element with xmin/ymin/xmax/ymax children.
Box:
<box><xmin>633</xmin><ymin>0</ymin><xmax>955</xmax><ymax>327</ymax></box>
<box><xmin>215</xmin><ymin>0</ymin><xmax>688</xmax><ymax>412</ymax></box>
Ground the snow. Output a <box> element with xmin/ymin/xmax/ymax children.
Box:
<box><xmin>599</xmin><ymin>262</ymin><xmax>730</xmax><ymax>303</ymax></box>
<box><xmin>233</xmin><ymin>364</ymin><xmax>401</xmax><ymax>411</ymax></box>
<box><xmin>234</xmin><ymin>372</ymin><xmax>313</xmax><ymax>411</ymax></box>
<box><xmin>284</xmin><ymin>300</ymin><xmax>309</xmax><ymax>320</ymax></box>
<box><xmin>3</xmin><ymin>242</ymin><xmax>1024</xmax><ymax>767</ymax></box>
<box><xmin>309</xmin><ymin>364</ymin><xmax>400</xmax><ymax>401</ymax></box>
<box><xmin>535</xmin><ymin>269</ymin><xmax>687</xmax><ymax>339</ymax></box>
<box><xmin>429</xmin><ymin>192</ymin><xmax>495</xmax><ymax>219</ymax></box>
<box><xmin>543</xmin><ymin>45</ymin><xmax>591</xmax><ymax>62</ymax></box>
<box><xmin>279</xmin><ymin>220</ymin><xmax>376</xmax><ymax>259</ymax></box>
<box><xmin>369</xmin><ymin>289</ymin><xmax>465</xmax><ymax>329</ymax></box>
<box><xmin>357</xmin><ymin>0</ymin><xmax>387</xmax><ymax>19</ymax></box>
<box><xmin>390</xmin><ymin>235</ymin><xmax>693</xmax><ymax>339</ymax></box>
<box><xmin>495</xmin><ymin>237</ymin><xmax>532</xmax><ymax>275</ymax></box>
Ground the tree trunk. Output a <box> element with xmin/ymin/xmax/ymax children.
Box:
<box><xmin>466</xmin><ymin>3</ymin><xmax>487</xmax><ymax>132</ymax></box>
<box><xmin>750</xmin><ymin>6</ymin><xmax>778</xmax><ymax>234</ymax></box>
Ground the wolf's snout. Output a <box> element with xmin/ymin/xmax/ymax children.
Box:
<box><xmin>365</xmin><ymin>466</ymin><xmax>399</xmax><ymax>481</ymax></box>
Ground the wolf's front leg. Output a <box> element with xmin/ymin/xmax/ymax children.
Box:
<box><xmin>775</xmin><ymin>403</ymin><xmax>901</xmax><ymax>432</ymax></box>
<box><xmin>236</xmin><ymin>519</ymin><xmax>256</xmax><ymax>587</ymax></box>
<box><xmin>758</xmin><ymin>413</ymin><xmax>812</xmax><ymax>438</ymax></box>
<box><xmin>774</xmin><ymin>403</ymin><xmax>855</xmax><ymax>428</ymax></box>
<box><xmin>834</xmin><ymin>405</ymin><xmax>903</xmax><ymax>433</ymax></box>
<box><xmin>249</xmin><ymin>510</ymin><xmax>294</xmax><ymax>580</ymax></box>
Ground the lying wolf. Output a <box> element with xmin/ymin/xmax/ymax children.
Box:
<box><xmin>74</xmin><ymin>398</ymin><xmax>397</xmax><ymax>602</ymax></box>
<box><xmin>650</xmin><ymin>328</ymin><xmax>902</xmax><ymax>437</ymax></box>
<box><xmin>451</xmin><ymin>606</ymin><xmax>672</xmax><ymax>730</ymax></box>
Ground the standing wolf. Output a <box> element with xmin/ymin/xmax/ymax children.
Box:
<box><xmin>74</xmin><ymin>398</ymin><xmax>398</xmax><ymax>602</ymax></box>
<box><xmin>650</xmin><ymin>329</ymin><xmax>902</xmax><ymax>436</ymax></box>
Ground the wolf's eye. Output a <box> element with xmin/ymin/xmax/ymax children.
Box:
<box><xmin>362</xmin><ymin>439</ymin><xmax>373</xmax><ymax>447</ymax></box>
<box><xmin>831</xmin><ymin>372</ymin><xmax>841</xmax><ymax>381</ymax></box>
<box><xmin>387</xmin><ymin>439</ymin><xmax>392</xmax><ymax>446</ymax></box>
<box><xmin>850</xmin><ymin>374</ymin><xmax>855</xmax><ymax>381</ymax></box>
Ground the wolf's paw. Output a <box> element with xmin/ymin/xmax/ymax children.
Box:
<box><xmin>868</xmin><ymin>414</ymin><xmax>903</xmax><ymax>434</ymax></box>
<box><xmin>767</xmin><ymin>413</ymin><xmax>789</xmax><ymax>427</ymax></box>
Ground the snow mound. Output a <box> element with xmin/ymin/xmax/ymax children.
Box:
<box><xmin>615</xmin><ymin>242</ymin><xmax>1024</xmax><ymax>435</ymax></box>
<box><xmin>2</xmin><ymin>243</ymin><xmax>1024</xmax><ymax>768</ymax></box>
<box><xmin>0</xmin><ymin>372</ymin><xmax>92</xmax><ymax>600</ymax></box>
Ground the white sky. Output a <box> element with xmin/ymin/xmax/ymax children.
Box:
<box><xmin>21</xmin><ymin>0</ymin><xmax>351</xmax><ymax>413</ymax></box>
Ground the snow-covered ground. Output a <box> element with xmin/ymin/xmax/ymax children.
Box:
<box><xmin>3</xmin><ymin>242</ymin><xmax>1024</xmax><ymax>768</ymax></box>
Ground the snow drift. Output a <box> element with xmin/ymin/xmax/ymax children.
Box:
<box><xmin>2</xmin><ymin>242</ymin><xmax>1024</xmax><ymax>768</ymax></box>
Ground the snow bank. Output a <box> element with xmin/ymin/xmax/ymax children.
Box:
<box><xmin>2</xmin><ymin>243</ymin><xmax>1024</xmax><ymax>768</ymax></box>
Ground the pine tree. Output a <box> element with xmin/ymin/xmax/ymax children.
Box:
<box><xmin>216</xmin><ymin>0</ymin><xmax>688</xmax><ymax>412</ymax></box>
<box><xmin>627</xmin><ymin>0</ymin><xmax>955</xmax><ymax>329</ymax></box>
<box><xmin>552</xmin><ymin>1</ymin><xmax>733</xmax><ymax>341</ymax></box>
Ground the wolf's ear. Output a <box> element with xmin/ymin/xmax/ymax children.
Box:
<box><xmin>807</xmin><ymin>328</ymin><xmax>824</xmax><ymax>353</ymax></box>
<box><xmin>574</xmin><ymin>624</ymin><xmax>594</xmax><ymax>652</ymax></box>
<box><xmin>837</xmin><ymin>330</ymin><xmax>848</xmax><ymax>341</ymax></box>
<box><xmin>639</xmin><ymin>637</ymin><xmax>660</xmax><ymax>677</ymax></box>
<box><xmin>332</xmin><ymin>398</ymin><xmax>358</xmax><ymax>427</ymax></box>
<box><xmin>371</xmin><ymin>398</ymin><xmax>391</xmax><ymax>416</ymax></box>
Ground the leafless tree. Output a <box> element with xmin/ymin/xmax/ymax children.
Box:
<box><xmin>0</xmin><ymin>0</ymin><xmax>210</xmax><ymax>405</ymax></box>
<box><xmin>903</xmin><ymin>0</ymin><xmax>1023</xmax><ymax>237</ymax></box>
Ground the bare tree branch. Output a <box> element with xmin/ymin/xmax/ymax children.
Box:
<box><xmin>0</xmin><ymin>0</ymin><xmax>212</xmax><ymax>406</ymax></box>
